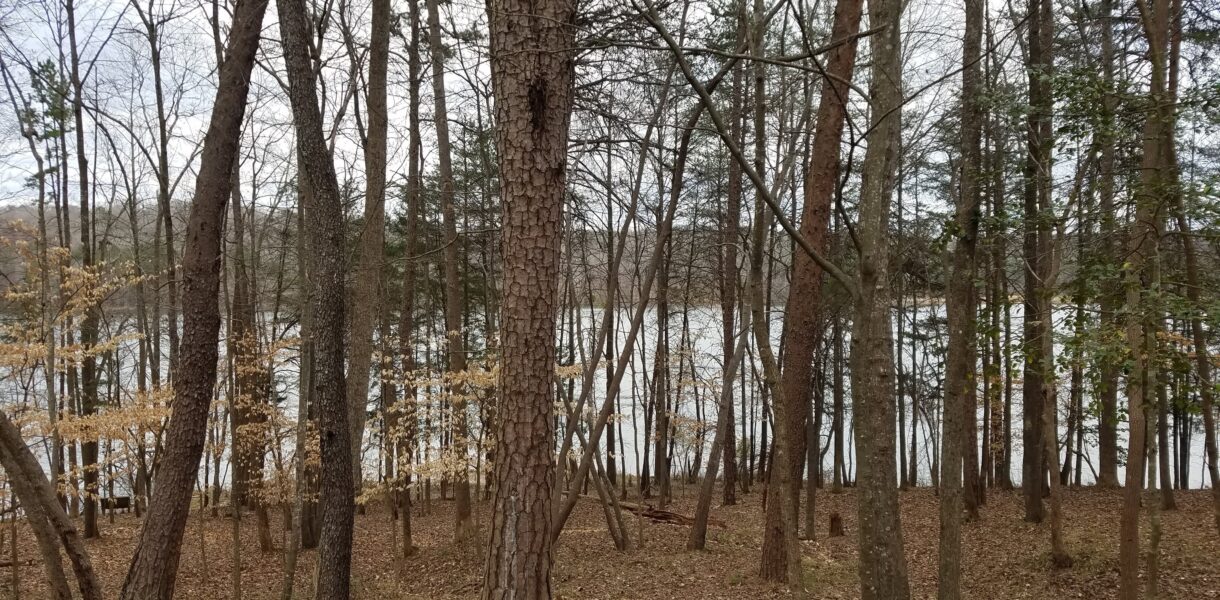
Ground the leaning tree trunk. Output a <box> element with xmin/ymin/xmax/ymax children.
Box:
<box><xmin>479</xmin><ymin>0</ymin><xmax>576</xmax><ymax>595</ymax></box>
<box><xmin>277</xmin><ymin>0</ymin><xmax>355</xmax><ymax>595</ymax></box>
<box><xmin>763</xmin><ymin>0</ymin><xmax>863</xmax><ymax>576</ymax></box>
<box><xmin>119</xmin><ymin>1</ymin><xmax>268</xmax><ymax>597</ymax></box>
<box><xmin>0</xmin><ymin>410</ymin><xmax>102</xmax><ymax>600</ymax></box>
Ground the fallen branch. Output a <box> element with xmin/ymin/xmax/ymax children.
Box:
<box><xmin>577</xmin><ymin>495</ymin><xmax>726</xmax><ymax>529</ymax></box>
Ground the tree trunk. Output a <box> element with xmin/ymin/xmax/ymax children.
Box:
<box><xmin>850</xmin><ymin>0</ymin><xmax>909</xmax><ymax>596</ymax></box>
<box><xmin>719</xmin><ymin>1</ymin><xmax>746</xmax><ymax>508</ymax></box>
<box><xmin>119</xmin><ymin>1</ymin><xmax>268</xmax><ymax>596</ymax></box>
<box><xmin>479</xmin><ymin>0</ymin><xmax>575</xmax><ymax>594</ymax></box>
<box><xmin>1120</xmin><ymin>0</ymin><xmax>1172</xmax><ymax>595</ymax></box>
<box><xmin>346</xmin><ymin>0</ymin><xmax>391</xmax><ymax>495</ymax></box>
<box><xmin>690</xmin><ymin>303</ymin><xmax>751</xmax><ymax>550</ymax></box>
<box><xmin>938</xmin><ymin>0</ymin><xmax>983</xmax><ymax>592</ymax></box>
<box><xmin>423</xmin><ymin>0</ymin><xmax>474</xmax><ymax>540</ymax></box>
<box><xmin>277</xmin><ymin>0</ymin><xmax>355</xmax><ymax>595</ymax></box>
<box><xmin>396</xmin><ymin>0</ymin><xmax>423</xmax><ymax>555</ymax></box>
<box><xmin>1095</xmin><ymin>0</ymin><xmax>1121</xmax><ymax>489</ymax></box>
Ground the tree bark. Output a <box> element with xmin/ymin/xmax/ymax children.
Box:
<box><xmin>1119</xmin><ymin>0</ymin><xmax>1172</xmax><ymax>595</ymax></box>
<box><xmin>938</xmin><ymin>0</ymin><xmax>983</xmax><ymax>592</ymax></box>
<box><xmin>851</xmin><ymin>0</ymin><xmax>910</xmax><ymax>594</ymax></box>
<box><xmin>346</xmin><ymin>0</ymin><xmax>391</xmax><ymax>494</ymax></box>
<box><xmin>119</xmin><ymin>1</ymin><xmax>268</xmax><ymax>596</ymax></box>
<box><xmin>480</xmin><ymin>0</ymin><xmax>575</xmax><ymax>595</ymax></box>
<box><xmin>276</xmin><ymin>0</ymin><xmax>355</xmax><ymax>595</ymax></box>
<box><xmin>0</xmin><ymin>410</ymin><xmax>106</xmax><ymax>600</ymax></box>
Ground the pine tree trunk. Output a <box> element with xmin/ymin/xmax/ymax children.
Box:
<box><xmin>479</xmin><ymin>0</ymin><xmax>575</xmax><ymax>594</ymax></box>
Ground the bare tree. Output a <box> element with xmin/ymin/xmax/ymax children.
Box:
<box><xmin>120</xmin><ymin>0</ymin><xmax>269</xmax><ymax>596</ymax></box>
<box><xmin>276</xmin><ymin>0</ymin><xmax>355</xmax><ymax>594</ymax></box>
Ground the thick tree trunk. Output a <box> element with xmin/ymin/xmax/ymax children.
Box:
<box><xmin>479</xmin><ymin>0</ymin><xmax>575</xmax><ymax>595</ymax></box>
<box><xmin>119</xmin><ymin>1</ymin><xmax>268</xmax><ymax>596</ymax></box>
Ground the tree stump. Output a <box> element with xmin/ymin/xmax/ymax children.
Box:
<box><xmin>829</xmin><ymin>512</ymin><xmax>845</xmax><ymax>537</ymax></box>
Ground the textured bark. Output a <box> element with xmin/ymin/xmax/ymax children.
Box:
<box><xmin>119</xmin><ymin>1</ymin><xmax>268</xmax><ymax>597</ymax></box>
<box><xmin>761</xmin><ymin>0</ymin><xmax>862</xmax><ymax>581</ymax></box>
<box><xmin>938</xmin><ymin>0</ymin><xmax>983</xmax><ymax>593</ymax></box>
<box><xmin>0</xmin><ymin>440</ymin><xmax>71</xmax><ymax>600</ymax></box>
<box><xmin>479</xmin><ymin>0</ymin><xmax>575</xmax><ymax>595</ymax></box>
<box><xmin>0</xmin><ymin>411</ymin><xmax>102</xmax><ymax>600</ymax></box>
<box><xmin>277</xmin><ymin>0</ymin><xmax>354</xmax><ymax>595</ymax></box>
<box><xmin>346</xmin><ymin>0</ymin><xmax>392</xmax><ymax>492</ymax></box>
<box><xmin>851</xmin><ymin>0</ymin><xmax>910</xmax><ymax>594</ymax></box>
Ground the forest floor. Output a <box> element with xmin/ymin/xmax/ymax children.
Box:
<box><xmin>5</xmin><ymin>484</ymin><xmax>1219</xmax><ymax>599</ymax></box>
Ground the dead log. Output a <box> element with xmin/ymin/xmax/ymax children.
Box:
<box><xmin>578</xmin><ymin>495</ymin><xmax>726</xmax><ymax>529</ymax></box>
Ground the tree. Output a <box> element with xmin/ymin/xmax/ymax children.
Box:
<box><xmin>276</xmin><ymin>0</ymin><xmax>355</xmax><ymax>595</ymax></box>
<box><xmin>938</xmin><ymin>0</ymin><xmax>983</xmax><ymax>593</ymax></box>
<box><xmin>423</xmin><ymin>0</ymin><xmax>476</xmax><ymax>539</ymax></box>
<box><xmin>1119</xmin><ymin>0</ymin><xmax>1174</xmax><ymax>595</ymax></box>
<box><xmin>479</xmin><ymin>0</ymin><xmax>576</xmax><ymax>595</ymax></box>
<box><xmin>119</xmin><ymin>0</ymin><xmax>269</xmax><ymax>596</ymax></box>
<box><xmin>346</xmin><ymin>0</ymin><xmax>392</xmax><ymax>493</ymax></box>
<box><xmin>850</xmin><ymin>0</ymin><xmax>910</xmax><ymax>594</ymax></box>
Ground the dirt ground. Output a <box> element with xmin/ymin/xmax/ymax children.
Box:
<box><xmin>5</xmin><ymin>485</ymin><xmax>1218</xmax><ymax>599</ymax></box>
